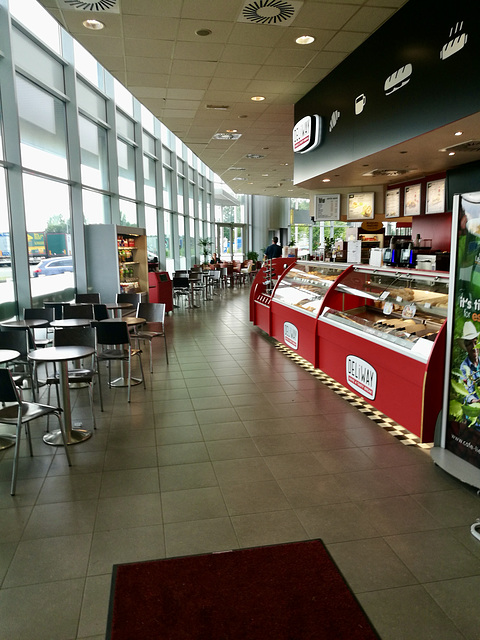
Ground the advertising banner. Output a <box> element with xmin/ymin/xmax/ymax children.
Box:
<box><xmin>445</xmin><ymin>192</ymin><xmax>480</xmax><ymax>469</ymax></box>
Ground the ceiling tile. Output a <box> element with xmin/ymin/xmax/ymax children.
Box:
<box><xmin>171</xmin><ymin>60</ymin><xmax>218</xmax><ymax>77</ymax></box>
<box><xmin>124</xmin><ymin>38</ymin><xmax>175</xmax><ymax>58</ymax></box>
<box><xmin>122</xmin><ymin>16</ymin><xmax>179</xmax><ymax>39</ymax></box>
<box><xmin>325</xmin><ymin>30</ymin><xmax>369</xmax><ymax>52</ymax></box>
<box><xmin>122</xmin><ymin>0</ymin><xmax>181</xmax><ymax>18</ymax></box>
<box><xmin>343</xmin><ymin>6</ymin><xmax>396</xmax><ymax>31</ymax></box>
<box><xmin>180</xmin><ymin>0</ymin><xmax>243</xmax><ymax>22</ymax></box>
<box><xmin>173</xmin><ymin>41</ymin><xmax>225</xmax><ymax>61</ymax></box>
<box><xmin>220</xmin><ymin>44</ymin><xmax>272</xmax><ymax>65</ymax></box>
<box><xmin>293</xmin><ymin>3</ymin><xmax>358</xmax><ymax>30</ymax></box>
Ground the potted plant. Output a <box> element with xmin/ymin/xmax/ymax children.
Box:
<box><xmin>198</xmin><ymin>237</ymin><xmax>213</xmax><ymax>267</ymax></box>
<box><xmin>246</xmin><ymin>251</ymin><xmax>258</xmax><ymax>262</ymax></box>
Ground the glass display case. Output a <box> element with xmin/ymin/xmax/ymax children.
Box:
<box><xmin>321</xmin><ymin>265</ymin><xmax>449</xmax><ymax>358</ymax></box>
<box><xmin>272</xmin><ymin>261</ymin><xmax>349</xmax><ymax>316</ymax></box>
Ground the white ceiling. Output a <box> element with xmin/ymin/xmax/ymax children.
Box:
<box><xmin>35</xmin><ymin>0</ymin><xmax>424</xmax><ymax>198</ymax></box>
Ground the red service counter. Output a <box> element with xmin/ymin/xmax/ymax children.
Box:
<box><xmin>148</xmin><ymin>271</ymin><xmax>173</xmax><ymax>312</ymax></box>
<box><xmin>250</xmin><ymin>260</ymin><xmax>449</xmax><ymax>442</ymax></box>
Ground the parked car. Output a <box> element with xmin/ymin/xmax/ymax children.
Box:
<box><xmin>32</xmin><ymin>256</ymin><xmax>73</xmax><ymax>277</ymax></box>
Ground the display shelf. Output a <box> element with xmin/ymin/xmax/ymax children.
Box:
<box><xmin>320</xmin><ymin>265</ymin><xmax>448</xmax><ymax>361</ymax></box>
<box><xmin>85</xmin><ymin>225</ymin><xmax>148</xmax><ymax>302</ymax></box>
<box><xmin>273</xmin><ymin>261</ymin><xmax>349</xmax><ymax>316</ymax></box>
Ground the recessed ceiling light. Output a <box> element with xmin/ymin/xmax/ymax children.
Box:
<box><xmin>296</xmin><ymin>35</ymin><xmax>315</xmax><ymax>45</ymax></box>
<box><xmin>251</xmin><ymin>96</ymin><xmax>265</xmax><ymax>102</ymax></box>
<box><xmin>262</xmin><ymin>173</ymin><xmax>269</xmax><ymax>177</ymax></box>
<box><xmin>195</xmin><ymin>28</ymin><xmax>212</xmax><ymax>36</ymax></box>
<box><xmin>83</xmin><ymin>19</ymin><xmax>105</xmax><ymax>30</ymax></box>
<box><xmin>449</xmin><ymin>151</ymin><xmax>456</xmax><ymax>156</ymax></box>
<box><xmin>455</xmin><ymin>131</ymin><xmax>463</xmax><ymax>136</ymax></box>
<box><xmin>322</xmin><ymin>178</ymin><xmax>330</xmax><ymax>182</ymax></box>
<box><xmin>226</xmin><ymin>129</ymin><xmax>238</xmax><ymax>133</ymax></box>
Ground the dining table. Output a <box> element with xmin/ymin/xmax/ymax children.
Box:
<box><xmin>51</xmin><ymin>318</ymin><xmax>93</xmax><ymax>328</ymax></box>
<box><xmin>1</xmin><ymin>318</ymin><xmax>49</xmax><ymax>349</ymax></box>
<box><xmin>28</xmin><ymin>345</ymin><xmax>95</xmax><ymax>446</ymax></box>
<box><xmin>0</xmin><ymin>348</ymin><xmax>21</xmax><ymax>450</ymax></box>
<box><xmin>105</xmin><ymin>302</ymin><xmax>133</xmax><ymax>318</ymax></box>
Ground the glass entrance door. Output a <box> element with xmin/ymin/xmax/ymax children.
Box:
<box><xmin>217</xmin><ymin>224</ymin><xmax>245</xmax><ymax>262</ymax></box>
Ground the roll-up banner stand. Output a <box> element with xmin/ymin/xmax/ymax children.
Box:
<box><xmin>433</xmin><ymin>192</ymin><xmax>480</xmax><ymax>496</ymax></box>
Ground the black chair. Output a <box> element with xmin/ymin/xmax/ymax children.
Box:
<box><xmin>23</xmin><ymin>307</ymin><xmax>54</xmax><ymax>347</ymax></box>
<box><xmin>46</xmin><ymin>326</ymin><xmax>102</xmax><ymax>430</ymax></box>
<box><xmin>94</xmin><ymin>304</ymin><xmax>109</xmax><ymax>321</ymax></box>
<box><xmin>63</xmin><ymin>304</ymin><xmax>94</xmax><ymax>320</ymax></box>
<box><xmin>0</xmin><ymin>368</ymin><xmax>71</xmax><ymax>495</ymax></box>
<box><xmin>134</xmin><ymin>303</ymin><xmax>168</xmax><ymax>372</ymax></box>
<box><xmin>44</xmin><ymin>301</ymin><xmax>70</xmax><ymax>320</ymax></box>
<box><xmin>93</xmin><ymin>320</ymin><xmax>145</xmax><ymax>402</ymax></box>
<box><xmin>75</xmin><ymin>293</ymin><xmax>101</xmax><ymax>304</ymax></box>
<box><xmin>116</xmin><ymin>292</ymin><xmax>142</xmax><ymax>307</ymax></box>
<box><xmin>0</xmin><ymin>329</ymin><xmax>36</xmax><ymax>399</ymax></box>
<box><xmin>172</xmin><ymin>277</ymin><xmax>190</xmax><ymax>308</ymax></box>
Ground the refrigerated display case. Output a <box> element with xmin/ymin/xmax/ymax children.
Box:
<box><xmin>270</xmin><ymin>261</ymin><xmax>350</xmax><ymax>364</ymax></box>
<box><xmin>250</xmin><ymin>257</ymin><xmax>296</xmax><ymax>335</ymax></box>
<box><xmin>85</xmin><ymin>224</ymin><xmax>148</xmax><ymax>304</ymax></box>
<box><xmin>318</xmin><ymin>265</ymin><xmax>449</xmax><ymax>441</ymax></box>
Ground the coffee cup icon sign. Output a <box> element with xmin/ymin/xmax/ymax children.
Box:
<box><xmin>355</xmin><ymin>93</ymin><xmax>366</xmax><ymax>115</ymax></box>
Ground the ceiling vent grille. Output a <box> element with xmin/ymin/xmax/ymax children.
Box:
<box><xmin>212</xmin><ymin>133</ymin><xmax>242</xmax><ymax>141</ymax></box>
<box><xmin>362</xmin><ymin>168</ymin><xmax>409</xmax><ymax>177</ymax></box>
<box><xmin>238</xmin><ymin>0</ymin><xmax>303</xmax><ymax>26</ymax></box>
<box><xmin>442</xmin><ymin>140</ymin><xmax>480</xmax><ymax>153</ymax></box>
<box><xmin>57</xmin><ymin>0</ymin><xmax>119</xmax><ymax>11</ymax></box>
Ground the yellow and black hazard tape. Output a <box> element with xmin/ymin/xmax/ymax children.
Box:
<box><xmin>274</xmin><ymin>341</ymin><xmax>432</xmax><ymax>450</ymax></box>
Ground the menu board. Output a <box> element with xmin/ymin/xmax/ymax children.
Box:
<box><xmin>314</xmin><ymin>194</ymin><xmax>341</xmax><ymax>221</ymax></box>
<box><xmin>426</xmin><ymin>178</ymin><xmax>445</xmax><ymax>214</ymax></box>
<box><xmin>404</xmin><ymin>184</ymin><xmax>421</xmax><ymax>216</ymax></box>
<box><xmin>347</xmin><ymin>192</ymin><xmax>374</xmax><ymax>220</ymax></box>
<box><xmin>385</xmin><ymin>188</ymin><xmax>400</xmax><ymax>218</ymax></box>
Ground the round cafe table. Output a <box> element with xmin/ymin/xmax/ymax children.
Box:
<box><xmin>0</xmin><ymin>348</ymin><xmax>21</xmax><ymax>450</ymax></box>
<box><xmin>28</xmin><ymin>345</ymin><xmax>95</xmax><ymax>446</ymax></box>
<box><xmin>1</xmin><ymin>318</ymin><xmax>49</xmax><ymax>349</ymax></box>
<box><xmin>105</xmin><ymin>302</ymin><xmax>133</xmax><ymax>318</ymax></box>
<box><xmin>51</xmin><ymin>318</ymin><xmax>93</xmax><ymax>328</ymax></box>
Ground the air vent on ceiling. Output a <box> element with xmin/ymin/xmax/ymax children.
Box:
<box><xmin>362</xmin><ymin>169</ymin><xmax>410</xmax><ymax>177</ymax></box>
<box><xmin>206</xmin><ymin>105</ymin><xmax>229</xmax><ymax>111</ymax></box>
<box><xmin>212</xmin><ymin>133</ymin><xmax>242</xmax><ymax>140</ymax></box>
<box><xmin>228</xmin><ymin>167</ymin><xmax>246</xmax><ymax>171</ymax></box>
<box><xmin>238</xmin><ymin>0</ymin><xmax>303</xmax><ymax>26</ymax></box>
<box><xmin>58</xmin><ymin>0</ymin><xmax>119</xmax><ymax>11</ymax></box>
<box><xmin>442</xmin><ymin>140</ymin><xmax>480</xmax><ymax>153</ymax></box>
<box><xmin>245</xmin><ymin>153</ymin><xmax>265</xmax><ymax>159</ymax></box>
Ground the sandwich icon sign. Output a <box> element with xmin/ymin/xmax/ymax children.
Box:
<box><xmin>440</xmin><ymin>22</ymin><xmax>468</xmax><ymax>60</ymax></box>
<box><xmin>384</xmin><ymin>63</ymin><xmax>412</xmax><ymax>96</ymax></box>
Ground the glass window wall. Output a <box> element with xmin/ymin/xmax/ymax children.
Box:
<box><xmin>117</xmin><ymin>139</ymin><xmax>136</xmax><ymax>199</ymax></box>
<box><xmin>79</xmin><ymin>115</ymin><xmax>109</xmax><ymax>190</ymax></box>
<box><xmin>24</xmin><ymin>174</ymin><xmax>74</xmax><ymax>304</ymax></box>
<box><xmin>83</xmin><ymin>189</ymin><xmax>110</xmax><ymax>225</ymax></box>
<box><xmin>16</xmin><ymin>76</ymin><xmax>68</xmax><ymax>179</ymax></box>
<box><xmin>119</xmin><ymin>199</ymin><xmax>137</xmax><ymax>227</ymax></box>
<box><xmin>0</xmin><ymin>168</ymin><xmax>16</xmax><ymax>321</ymax></box>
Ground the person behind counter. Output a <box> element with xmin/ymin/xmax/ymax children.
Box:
<box><xmin>210</xmin><ymin>253</ymin><xmax>221</xmax><ymax>264</ymax></box>
<box><xmin>264</xmin><ymin>236</ymin><xmax>282</xmax><ymax>260</ymax></box>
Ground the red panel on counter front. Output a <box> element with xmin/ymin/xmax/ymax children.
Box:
<box><xmin>317</xmin><ymin>320</ymin><xmax>427</xmax><ymax>440</ymax></box>
<box><xmin>271</xmin><ymin>302</ymin><xmax>318</xmax><ymax>368</ymax></box>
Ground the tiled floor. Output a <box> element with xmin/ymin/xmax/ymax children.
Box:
<box><xmin>1</xmin><ymin>285</ymin><xmax>480</xmax><ymax>639</ymax></box>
